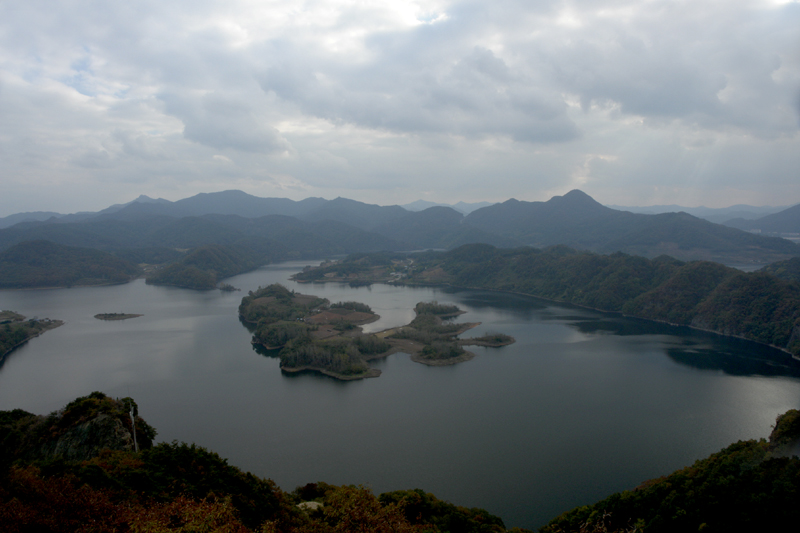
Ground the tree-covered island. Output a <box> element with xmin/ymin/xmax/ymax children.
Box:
<box><xmin>94</xmin><ymin>313</ymin><xmax>143</xmax><ymax>321</ymax></box>
<box><xmin>238</xmin><ymin>284</ymin><xmax>515</xmax><ymax>379</ymax></box>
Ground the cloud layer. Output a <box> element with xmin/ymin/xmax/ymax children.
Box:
<box><xmin>1</xmin><ymin>0</ymin><xmax>798</xmax><ymax>215</ymax></box>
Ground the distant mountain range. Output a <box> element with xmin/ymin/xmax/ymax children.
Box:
<box><xmin>401</xmin><ymin>200</ymin><xmax>495</xmax><ymax>214</ymax></box>
<box><xmin>722</xmin><ymin>203</ymin><xmax>800</xmax><ymax>235</ymax></box>
<box><xmin>609</xmin><ymin>201</ymin><xmax>800</xmax><ymax>236</ymax></box>
<box><xmin>0</xmin><ymin>190</ymin><xmax>797</xmax><ymax>268</ymax></box>
<box><xmin>607</xmin><ymin>203</ymin><xmax>789</xmax><ymax>224</ymax></box>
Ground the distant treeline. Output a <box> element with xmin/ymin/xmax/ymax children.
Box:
<box><xmin>319</xmin><ymin>244</ymin><xmax>800</xmax><ymax>356</ymax></box>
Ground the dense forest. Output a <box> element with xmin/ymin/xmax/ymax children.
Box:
<box><xmin>239</xmin><ymin>284</ymin><xmax>386</xmax><ymax>378</ymax></box>
<box><xmin>299</xmin><ymin>245</ymin><xmax>800</xmax><ymax>356</ymax></box>
<box><xmin>760</xmin><ymin>256</ymin><xmax>800</xmax><ymax>284</ymax></box>
<box><xmin>0</xmin><ymin>240</ymin><xmax>141</xmax><ymax>289</ymax></box>
<box><xmin>146</xmin><ymin>244</ymin><xmax>260</xmax><ymax>290</ymax></box>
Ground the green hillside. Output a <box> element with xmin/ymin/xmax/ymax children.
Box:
<box><xmin>541</xmin><ymin>410</ymin><xmax>800</xmax><ymax>533</ymax></box>
<box><xmin>0</xmin><ymin>240</ymin><xmax>141</xmax><ymax>289</ymax></box>
<box><xmin>146</xmin><ymin>244</ymin><xmax>260</xmax><ymax>290</ymax></box>
<box><xmin>303</xmin><ymin>244</ymin><xmax>800</xmax><ymax>356</ymax></box>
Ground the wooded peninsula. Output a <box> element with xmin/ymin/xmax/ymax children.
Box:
<box><xmin>0</xmin><ymin>311</ymin><xmax>63</xmax><ymax>363</ymax></box>
<box><xmin>238</xmin><ymin>284</ymin><xmax>514</xmax><ymax>379</ymax></box>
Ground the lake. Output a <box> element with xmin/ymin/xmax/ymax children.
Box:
<box><xmin>2</xmin><ymin>260</ymin><xmax>800</xmax><ymax>529</ymax></box>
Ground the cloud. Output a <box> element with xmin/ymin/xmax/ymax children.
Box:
<box><xmin>260</xmin><ymin>33</ymin><xmax>579</xmax><ymax>143</ymax></box>
<box><xmin>161</xmin><ymin>92</ymin><xmax>292</xmax><ymax>153</ymax></box>
<box><xmin>0</xmin><ymin>0</ymin><xmax>799</xmax><ymax>215</ymax></box>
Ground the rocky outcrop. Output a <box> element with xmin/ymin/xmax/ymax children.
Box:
<box><xmin>0</xmin><ymin>392</ymin><xmax>155</xmax><ymax>467</ymax></box>
<box><xmin>769</xmin><ymin>409</ymin><xmax>800</xmax><ymax>457</ymax></box>
<box><xmin>34</xmin><ymin>413</ymin><xmax>136</xmax><ymax>462</ymax></box>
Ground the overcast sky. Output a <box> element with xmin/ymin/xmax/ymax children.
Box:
<box><xmin>1</xmin><ymin>0</ymin><xmax>798</xmax><ymax>216</ymax></box>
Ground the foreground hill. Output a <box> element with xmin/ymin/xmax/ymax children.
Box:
<box><xmin>541</xmin><ymin>410</ymin><xmax>800</xmax><ymax>533</ymax></box>
<box><xmin>0</xmin><ymin>240</ymin><xmax>141</xmax><ymax>289</ymax></box>
<box><xmin>0</xmin><ymin>392</ymin><xmax>516</xmax><ymax>533</ymax></box>
<box><xmin>297</xmin><ymin>245</ymin><xmax>800</xmax><ymax>357</ymax></box>
<box><xmin>2</xmin><ymin>393</ymin><xmax>799</xmax><ymax>532</ymax></box>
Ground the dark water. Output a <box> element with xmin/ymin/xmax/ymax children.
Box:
<box><xmin>2</xmin><ymin>261</ymin><xmax>800</xmax><ymax>529</ymax></box>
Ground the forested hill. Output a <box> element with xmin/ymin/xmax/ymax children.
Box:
<box><xmin>145</xmin><ymin>244</ymin><xmax>260</xmax><ymax>290</ymax></box>
<box><xmin>307</xmin><ymin>244</ymin><xmax>800</xmax><ymax>356</ymax></box>
<box><xmin>760</xmin><ymin>256</ymin><xmax>800</xmax><ymax>284</ymax></box>
<box><xmin>2</xmin><ymin>189</ymin><xmax>798</xmax><ymax>265</ymax></box>
<box><xmin>0</xmin><ymin>392</ymin><xmax>515</xmax><ymax>532</ymax></box>
<box><xmin>3</xmin><ymin>393</ymin><xmax>800</xmax><ymax>531</ymax></box>
<box><xmin>540</xmin><ymin>410</ymin><xmax>800</xmax><ymax>532</ymax></box>
<box><xmin>0</xmin><ymin>240</ymin><xmax>141</xmax><ymax>289</ymax></box>
<box><xmin>460</xmin><ymin>190</ymin><xmax>799</xmax><ymax>263</ymax></box>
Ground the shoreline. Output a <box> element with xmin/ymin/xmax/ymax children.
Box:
<box><xmin>320</xmin><ymin>277</ymin><xmax>800</xmax><ymax>361</ymax></box>
<box><xmin>240</xmin><ymin>284</ymin><xmax>516</xmax><ymax>380</ymax></box>
<box><xmin>0</xmin><ymin>280</ymin><xmax>132</xmax><ymax>291</ymax></box>
<box><xmin>0</xmin><ymin>320</ymin><xmax>64</xmax><ymax>363</ymax></box>
<box><xmin>280</xmin><ymin>365</ymin><xmax>381</xmax><ymax>380</ymax></box>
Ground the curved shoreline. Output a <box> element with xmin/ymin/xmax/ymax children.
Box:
<box><xmin>394</xmin><ymin>280</ymin><xmax>800</xmax><ymax>360</ymax></box>
<box><xmin>1</xmin><ymin>320</ymin><xmax>64</xmax><ymax>363</ymax></box>
<box><xmin>280</xmin><ymin>365</ymin><xmax>381</xmax><ymax>380</ymax></box>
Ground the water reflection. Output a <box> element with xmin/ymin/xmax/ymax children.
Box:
<box><xmin>446</xmin><ymin>289</ymin><xmax>800</xmax><ymax>379</ymax></box>
<box><xmin>666</xmin><ymin>343</ymin><xmax>800</xmax><ymax>378</ymax></box>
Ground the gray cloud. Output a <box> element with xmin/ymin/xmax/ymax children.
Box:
<box><xmin>261</xmin><ymin>42</ymin><xmax>578</xmax><ymax>143</ymax></box>
<box><xmin>0</xmin><ymin>0</ymin><xmax>799</xmax><ymax>215</ymax></box>
<box><xmin>161</xmin><ymin>93</ymin><xmax>291</xmax><ymax>153</ymax></box>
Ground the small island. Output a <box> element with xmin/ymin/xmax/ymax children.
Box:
<box><xmin>1</xmin><ymin>311</ymin><xmax>64</xmax><ymax>362</ymax></box>
<box><xmin>94</xmin><ymin>313</ymin><xmax>143</xmax><ymax>321</ymax></box>
<box><xmin>239</xmin><ymin>285</ymin><xmax>514</xmax><ymax>380</ymax></box>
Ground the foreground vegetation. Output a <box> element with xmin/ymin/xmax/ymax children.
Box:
<box><xmin>298</xmin><ymin>245</ymin><xmax>800</xmax><ymax>356</ymax></box>
<box><xmin>541</xmin><ymin>410</ymin><xmax>800</xmax><ymax>533</ymax></box>
<box><xmin>0</xmin><ymin>392</ymin><xmax>516</xmax><ymax>533</ymax></box>
<box><xmin>2</xmin><ymin>393</ymin><xmax>800</xmax><ymax>532</ymax></box>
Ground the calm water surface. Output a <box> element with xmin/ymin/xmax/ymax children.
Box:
<box><xmin>2</xmin><ymin>261</ymin><xmax>800</xmax><ymax>529</ymax></box>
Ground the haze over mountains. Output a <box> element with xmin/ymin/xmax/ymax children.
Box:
<box><xmin>606</xmin><ymin>203</ymin><xmax>791</xmax><ymax>225</ymax></box>
<box><xmin>0</xmin><ymin>190</ymin><xmax>798</xmax><ymax>268</ymax></box>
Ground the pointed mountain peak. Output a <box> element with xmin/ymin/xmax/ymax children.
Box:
<box><xmin>549</xmin><ymin>190</ymin><xmax>607</xmax><ymax>211</ymax></box>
